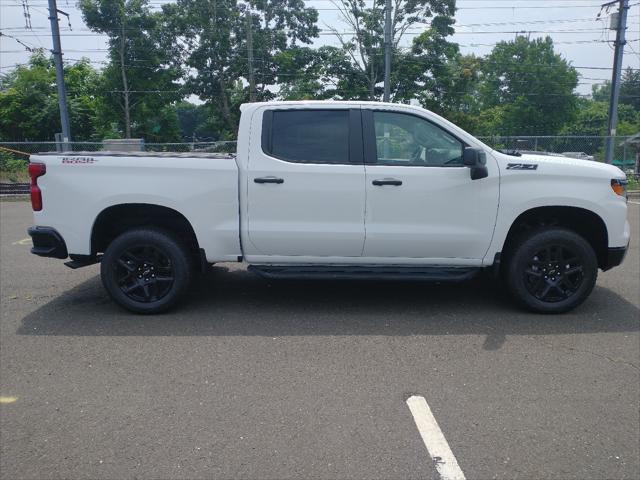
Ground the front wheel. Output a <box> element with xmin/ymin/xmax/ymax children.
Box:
<box><xmin>100</xmin><ymin>228</ymin><xmax>193</xmax><ymax>314</ymax></box>
<box><xmin>505</xmin><ymin>228</ymin><xmax>598</xmax><ymax>313</ymax></box>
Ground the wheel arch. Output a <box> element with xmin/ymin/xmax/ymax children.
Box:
<box><xmin>500</xmin><ymin>206</ymin><xmax>609</xmax><ymax>269</ymax></box>
<box><xmin>91</xmin><ymin>203</ymin><xmax>201</xmax><ymax>258</ymax></box>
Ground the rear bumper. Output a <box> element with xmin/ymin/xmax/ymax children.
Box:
<box><xmin>27</xmin><ymin>226</ymin><xmax>68</xmax><ymax>259</ymax></box>
<box><xmin>601</xmin><ymin>243</ymin><xmax>629</xmax><ymax>271</ymax></box>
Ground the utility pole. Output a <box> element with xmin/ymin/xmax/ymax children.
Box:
<box><xmin>604</xmin><ymin>0</ymin><xmax>629</xmax><ymax>164</ymax></box>
<box><xmin>383</xmin><ymin>0</ymin><xmax>392</xmax><ymax>102</ymax></box>
<box><xmin>246</xmin><ymin>10</ymin><xmax>256</xmax><ymax>102</ymax></box>
<box><xmin>48</xmin><ymin>0</ymin><xmax>71</xmax><ymax>149</ymax></box>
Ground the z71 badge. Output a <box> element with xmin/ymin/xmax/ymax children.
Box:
<box><xmin>507</xmin><ymin>163</ymin><xmax>538</xmax><ymax>170</ymax></box>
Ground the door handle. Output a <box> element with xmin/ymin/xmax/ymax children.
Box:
<box><xmin>372</xmin><ymin>178</ymin><xmax>402</xmax><ymax>186</ymax></box>
<box><xmin>254</xmin><ymin>176</ymin><xmax>284</xmax><ymax>184</ymax></box>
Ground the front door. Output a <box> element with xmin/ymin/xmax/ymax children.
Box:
<box><xmin>362</xmin><ymin>109</ymin><xmax>499</xmax><ymax>263</ymax></box>
<box><xmin>246</xmin><ymin>107</ymin><xmax>366</xmax><ymax>259</ymax></box>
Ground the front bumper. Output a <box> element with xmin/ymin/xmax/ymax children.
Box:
<box><xmin>27</xmin><ymin>226</ymin><xmax>68</xmax><ymax>259</ymax></box>
<box><xmin>601</xmin><ymin>243</ymin><xmax>629</xmax><ymax>271</ymax></box>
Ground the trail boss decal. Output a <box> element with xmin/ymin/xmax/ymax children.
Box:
<box><xmin>507</xmin><ymin>163</ymin><xmax>538</xmax><ymax>170</ymax></box>
<box><xmin>61</xmin><ymin>157</ymin><xmax>97</xmax><ymax>164</ymax></box>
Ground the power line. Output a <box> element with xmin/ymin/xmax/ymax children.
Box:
<box><xmin>5</xmin><ymin>28</ymin><xmax>620</xmax><ymax>38</ymax></box>
<box><xmin>94</xmin><ymin>88</ymin><xmax>640</xmax><ymax>98</ymax></box>
<box><xmin>0</xmin><ymin>38</ymin><xmax>628</xmax><ymax>55</ymax></box>
<box><xmin>0</xmin><ymin>31</ymin><xmax>37</xmax><ymax>51</ymax></box>
<box><xmin>0</xmin><ymin>1</ymin><xmax>620</xmax><ymax>10</ymax></box>
<box><xmin>3</xmin><ymin>14</ymin><xmax>638</xmax><ymax>31</ymax></box>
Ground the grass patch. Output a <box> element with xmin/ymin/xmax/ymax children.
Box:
<box><xmin>0</xmin><ymin>196</ymin><xmax>30</xmax><ymax>202</ymax></box>
<box><xmin>0</xmin><ymin>151</ymin><xmax>29</xmax><ymax>183</ymax></box>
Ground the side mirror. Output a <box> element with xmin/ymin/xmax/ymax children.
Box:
<box><xmin>463</xmin><ymin>147</ymin><xmax>488</xmax><ymax>180</ymax></box>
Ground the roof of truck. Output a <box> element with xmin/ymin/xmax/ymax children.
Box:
<box><xmin>240</xmin><ymin>100</ymin><xmax>422</xmax><ymax>111</ymax></box>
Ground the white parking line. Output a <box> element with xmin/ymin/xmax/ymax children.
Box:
<box><xmin>406</xmin><ymin>395</ymin><xmax>466</xmax><ymax>480</ymax></box>
<box><xmin>11</xmin><ymin>237</ymin><xmax>31</xmax><ymax>246</ymax></box>
<box><xmin>628</xmin><ymin>200</ymin><xmax>640</xmax><ymax>205</ymax></box>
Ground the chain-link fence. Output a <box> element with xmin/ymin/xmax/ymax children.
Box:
<box><xmin>0</xmin><ymin>140</ymin><xmax>237</xmax><ymax>155</ymax></box>
<box><xmin>476</xmin><ymin>135</ymin><xmax>639</xmax><ymax>173</ymax></box>
<box><xmin>1</xmin><ymin>136</ymin><xmax>639</xmax><ymax>188</ymax></box>
<box><xmin>0</xmin><ymin>140</ymin><xmax>236</xmax><ymax>186</ymax></box>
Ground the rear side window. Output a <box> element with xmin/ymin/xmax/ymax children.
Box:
<box><xmin>262</xmin><ymin>110</ymin><xmax>350</xmax><ymax>164</ymax></box>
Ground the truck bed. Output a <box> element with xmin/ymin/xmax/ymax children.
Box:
<box><xmin>29</xmin><ymin>151</ymin><xmax>242</xmax><ymax>262</ymax></box>
<box><xmin>36</xmin><ymin>151</ymin><xmax>236</xmax><ymax>159</ymax></box>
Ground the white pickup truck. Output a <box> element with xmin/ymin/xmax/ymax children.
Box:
<box><xmin>27</xmin><ymin>101</ymin><xmax>630</xmax><ymax>314</ymax></box>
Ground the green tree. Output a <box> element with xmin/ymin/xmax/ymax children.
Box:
<box><xmin>560</xmin><ymin>98</ymin><xmax>639</xmax><ymax>136</ymax></box>
<box><xmin>328</xmin><ymin>0</ymin><xmax>457</xmax><ymax>101</ymax></box>
<box><xmin>0</xmin><ymin>51</ymin><xmax>101</xmax><ymax>141</ymax></box>
<box><xmin>411</xmin><ymin>52</ymin><xmax>482</xmax><ymax>132</ymax></box>
<box><xmin>274</xmin><ymin>46</ymin><xmax>353</xmax><ymax>100</ymax></box>
<box><xmin>175</xmin><ymin>102</ymin><xmax>233</xmax><ymax>141</ymax></box>
<box><xmin>79</xmin><ymin>0</ymin><xmax>183</xmax><ymax>140</ymax></box>
<box><xmin>476</xmin><ymin>36</ymin><xmax>579</xmax><ymax>136</ymax></box>
<box><xmin>163</xmin><ymin>0</ymin><xmax>318</xmax><ymax>138</ymax></box>
<box><xmin>592</xmin><ymin>68</ymin><xmax>640</xmax><ymax>112</ymax></box>
<box><xmin>554</xmin><ymin>98</ymin><xmax>639</xmax><ymax>158</ymax></box>
<box><xmin>444</xmin><ymin>54</ymin><xmax>483</xmax><ymax>131</ymax></box>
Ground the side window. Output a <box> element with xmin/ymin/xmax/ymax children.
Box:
<box><xmin>373</xmin><ymin>111</ymin><xmax>464</xmax><ymax>167</ymax></box>
<box><xmin>263</xmin><ymin>110</ymin><xmax>350</xmax><ymax>164</ymax></box>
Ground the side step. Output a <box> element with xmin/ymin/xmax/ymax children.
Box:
<box><xmin>64</xmin><ymin>254</ymin><xmax>101</xmax><ymax>269</ymax></box>
<box><xmin>248</xmin><ymin>265</ymin><xmax>479</xmax><ymax>282</ymax></box>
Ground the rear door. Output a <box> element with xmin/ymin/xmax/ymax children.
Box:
<box><xmin>245</xmin><ymin>107</ymin><xmax>366</xmax><ymax>259</ymax></box>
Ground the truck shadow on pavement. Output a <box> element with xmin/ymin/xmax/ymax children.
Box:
<box><xmin>17</xmin><ymin>265</ymin><xmax>640</xmax><ymax>350</ymax></box>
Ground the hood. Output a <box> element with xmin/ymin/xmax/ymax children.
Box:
<box><xmin>496</xmin><ymin>152</ymin><xmax>626</xmax><ymax>179</ymax></box>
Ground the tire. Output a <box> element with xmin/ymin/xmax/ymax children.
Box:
<box><xmin>100</xmin><ymin>228</ymin><xmax>193</xmax><ymax>314</ymax></box>
<box><xmin>505</xmin><ymin>227</ymin><xmax>598</xmax><ymax>314</ymax></box>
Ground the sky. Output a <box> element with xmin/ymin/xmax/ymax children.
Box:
<box><xmin>1</xmin><ymin>0</ymin><xmax>639</xmax><ymax>97</ymax></box>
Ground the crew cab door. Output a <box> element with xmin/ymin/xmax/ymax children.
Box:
<box><xmin>362</xmin><ymin>108</ymin><xmax>499</xmax><ymax>263</ymax></box>
<box><xmin>245</xmin><ymin>107</ymin><xmax>366</xmax><ymax>259</ymax></box>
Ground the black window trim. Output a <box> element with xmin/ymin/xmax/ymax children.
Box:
<box><xmin>261</xmin><ymin>108</ymin><xmax>363</xmax><ymax>165</ymax></box>
<box><xmin>362</xmin><ymin>109</ymin><xmax>469</xmax><ymax>167</ymax></box>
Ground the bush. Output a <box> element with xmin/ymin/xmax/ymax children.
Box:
<box><xmin>0</xmin><ymin>151</ymin><xmax>29</xmax><ymax>182</ymax></box>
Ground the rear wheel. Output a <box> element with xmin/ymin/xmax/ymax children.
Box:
<box><xmin>101</xmin><ymin>228</ymin><xmax>193</xmax><ymax>314</ymax></box>
<box><xmin>505</xmin><ymin>228</ymin><xmax>598</xmax><ymax>313</ymax></box>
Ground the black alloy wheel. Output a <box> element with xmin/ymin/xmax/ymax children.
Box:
<box><xmin>505</xmin><ymin>227</ymin><xmax>597</xmax><ymax>313</ymax></box>
<box><xmin>115</xmin><ymin>245</ymin><xmax>175</xmax><ymax>303</ymax></box>
<box><xmin>101</xmin><ymin>228</ymin><xmax>193</xmax><ymax>314</ymax></box>
<box><xmin>523</xmin><ymin>244</ymin><xmax>584</xmax><ymax>303</ymax></box>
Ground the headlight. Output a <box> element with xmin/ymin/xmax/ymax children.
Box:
<box><xmin>611</xmin><ymin>178</ymin><xmax>628</xmax><ymax>199</ymax></box>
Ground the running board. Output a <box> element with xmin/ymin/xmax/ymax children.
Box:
<box><xmin>248</xmin><ymin>265</ymin><xmax>479</xmax><ymax>282</ymax></box>
<box><xmin>64</xmin><ymin>254</ymin><xmax>101</xmax><ymax>269</ymax></box>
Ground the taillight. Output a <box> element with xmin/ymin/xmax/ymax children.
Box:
<box><xmin>28</xmin><ymin>162</ymin><xmax>46</xmax><ymax>211</ymax></box>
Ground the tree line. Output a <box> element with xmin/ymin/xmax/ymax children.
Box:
<box><xmin>1</xmin><ymin>0</ymin><xmax>639</xmax><ymax>143</ymax></box>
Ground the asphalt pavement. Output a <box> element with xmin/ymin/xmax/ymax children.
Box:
<box><xmin>1</xmin><ymin>199</ymin><xmax>638</xmax><ymax>479</ymax></box>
